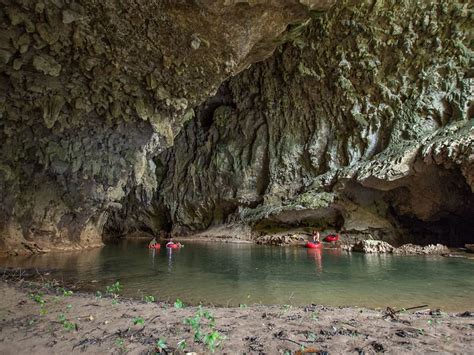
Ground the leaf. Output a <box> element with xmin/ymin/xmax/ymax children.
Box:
<box><xmin>174</xmin><ymin>298</ymin><xmax>184</xmax><ymax>308</ymax></box>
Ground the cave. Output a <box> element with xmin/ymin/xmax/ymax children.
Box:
<box><xmin>1</xmin><ymin>1</ymin><xmax>473</xmax><ymax>353</ymax></box>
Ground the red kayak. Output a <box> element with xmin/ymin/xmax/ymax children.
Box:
<box><xmin>148</xmin><ymin>244</ymin><xmax>161</xmax><ymax>249</ymax></box>
<box><xmin>324</xmin><ymin>234</ymin><xmax>340</xmax><ymax>242</ymax></box>
<box><xmin>305</xmin><ymin>242</ymin><xmax>322</xmax><ymax>249</ymax></box>
<box><xmin>166</xmin><ymin>243</ymin><xmax>181</xmax><ymax>249</ymax></box>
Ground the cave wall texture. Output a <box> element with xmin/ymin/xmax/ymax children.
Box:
<box><xmin>111</xmin><ymin>0</ymin><xmax>473</xmax><ymax>247</ymax></box>
<box><xmin>0</xmin><ymin>0</ymin><xmax>335</xmax><ymax>255</ymax></box>
<box><xmin>1</xmin><ymin>0</ymin><xmax>472</xmax><ymax>255</ymax></box>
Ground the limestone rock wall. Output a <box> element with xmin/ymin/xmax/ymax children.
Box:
<box><xmin>120</xmin><ymin>0</ymin><xmax>473</xmax><ymax>246</ymax></box>
<box><xmin>0</xmin><ymin>0</ymin><xmax>333</xmax><ymax>255</ymax></box>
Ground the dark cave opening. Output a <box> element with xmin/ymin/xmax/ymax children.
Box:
<box><xmin>386</xmin><ymin>165</ymin><xmax>474</xmax><ymax>247</ymax></box>
<box><xmin>391</xmin><ymin>207</ymin><xmax>474</xmax><ymax>247</ymax></box>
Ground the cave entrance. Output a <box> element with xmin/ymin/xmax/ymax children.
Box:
<box><xmin>386</xmin><ymin>165</ymin><xmax>474</xmax><ymax>247</ymax></box>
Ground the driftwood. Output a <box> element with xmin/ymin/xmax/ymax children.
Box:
<box><xmin>383</xmin><ymin>305</ymin><xmax>429</xmax><ymax>320</ymax></box>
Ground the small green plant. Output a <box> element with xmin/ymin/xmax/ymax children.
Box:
<box><xmin>184</xmin><ymin>306</ymin><xmax>224</xmax><ymax>352</ymax></box>
<box><xmin>133</xmin><ymin>317</ymin><xmax>145</xmax><ymax>326</ymax></box>
<box><xmin>239</xmin><ymin>303</ymin><xmax>247</xmax><ymax>308</ymax></box>
<box><xmin>57</xmin><ymin>287</ymin><xmax>74</xmax><ymax>297</ymax></box>
<box><xmin>281</xmin><ymin>304</ymin><xmax>292</xmax><ymax>312</ymax></box>
<box><xmin>115</xmin><ymin>337</ymin><xmax>125</xmax><ymax>350</ymax></box>
<box><xmin>106</xmin><ymin>281</ymin><xmax>122</xmax><ymax>305</ymax></box>
<box><xmin>203</xmin><ymin>330</ymin><xmax>224</xmax><ymax>353</ymax></box>
<box><xmin>106</xmin><ymin>281</ymin><xmax>122</xmax><ymax>295</ymax></box>
<box><xmin>174</xmin><ymin>298</ymin><xmax>184</xmax><ymax>308</ymax></box>
<box><xmin>58</xmin><ymin>313</ymin><xmax>77</xmax><ymax>331</ymax></box>
<box><xmin>30</xmin><ymin>292</ymin><xmax>45</xmax><ymax>306</ymax></box>
<box><xmin>311</xmin><ymin>311</ymin><xmax>319</xmax><ymax>321</ymax></box>
<box><xmin>144</xmin><ymin>295</ymin><xmax>155</xmax><ymax>303</ymax></box>
<box><xmin>95</xmin><ymin>291</ymin><xmax>103</xmax><ymax>299</ymax></box>
<box><xmin>155</xmin><ymin>338</ymin><xmax>167</xmax><ymax>352</ymax></box>
<box><xmin>30</xmin><ymin>292</ymin><xmax>47</xmax><ymax>315</ymax></box>
<box><xmin>177</xmin><ymin>339</ymin><xmax>187</xmax><ymax>351</ymax></box>
<box><xmin>185</xmin><ymin>314</ymin><xmax>203</xmax><ymax>341</ymax></box>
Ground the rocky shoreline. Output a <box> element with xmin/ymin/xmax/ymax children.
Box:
<box><xmin>173</xmin><ymin>228</ymin><xmax>457</xmax><ymax>257</ymax></box>
<box><xmin>147</xmin><ymin>228</ymin><xmax>469</xmax><ymax>258</ymax></box>
<box><xmin>0</xmin><ymin>279</ymin><xmax>472</xmax><ymax>354</ymax></box>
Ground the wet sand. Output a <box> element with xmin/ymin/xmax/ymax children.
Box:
<box><xmin>0</xmin><ymin>280</ymin><xmax>472</xmax><ymax>354</ymax></box>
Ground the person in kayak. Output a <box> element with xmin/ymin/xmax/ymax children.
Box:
<box><xmin>149</xmin><ymin>237</ymin><xmax>158</xmax><ymax>248</ymax></box>
<box><xmin>166</xmin><ymin>240</ymin><xmax>183</xmax><ymax>247</ymax></box>
<box><xmin>312</xmin><ymin>229</ymin><xmax>320</xmax><ymax>244</ymax></box>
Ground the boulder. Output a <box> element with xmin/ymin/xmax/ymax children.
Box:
<box><xmin>352</xmin><ymin>240</ymin><xmax>394</xmax><ymax>254</ymax></box>
<box><xmin>393</xmin><ymin>243</ymin><xmax>450</xmax><ymax>255</ymax></box>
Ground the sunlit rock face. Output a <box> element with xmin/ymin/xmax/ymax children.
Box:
<box><xmin>0</xmin><ymin>0</ymin><xmax>336</xmax><ymax>255</ymax></box>
<box><xmin>114</xmin><ymin>0</ymin><xmax>473</xmax><ymax>246</ymax></box>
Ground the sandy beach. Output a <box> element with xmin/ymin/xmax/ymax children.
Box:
<box><xmin>0</xmin><ymin>278</ymin><xmax>472</xmax><ymax>354</ymax></box>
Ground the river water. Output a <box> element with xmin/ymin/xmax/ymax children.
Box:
<box><xmin>1</xmin><ymin>241</ymin><xmax>473</xmax><ymax>311</ymax></box>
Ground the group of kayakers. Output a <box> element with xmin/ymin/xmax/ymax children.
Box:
<box><xmin>306</xmin><ymin>229</ymin><xmax>340</xmax><ymax>248</ymax></box>
<box><xmin>148</xmin><ymin>229</ymin><xmax>338</xmax><ymax>250</ymax></box>
<box><xmin>149</xmin><ymin>237</ymin><xmax>183</xmax><ymax>249</ymax></box>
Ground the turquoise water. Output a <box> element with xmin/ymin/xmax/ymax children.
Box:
<box><xmin>1</xmin><ymin>241</ymin><xmax>473</xmax><ymax>311</ymax></box>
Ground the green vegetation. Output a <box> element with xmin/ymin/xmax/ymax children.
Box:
<box><xmin>106</xmin><ymin>281</ymin><xmax>122</xmax><ymax>295</ymax></box>
<box><xmin>174</xmin><ymin>298</ymin><xmax>184</xmax><ymax>308</ymax></box>
<box><xmin>203</xmin><ymin>330</ymin><xmax>224</xmax><ymax>353</ymax></box>
<box><xmin>30</xmin><ymin>292</ymin><xmax>45</xmax><ymax>306</ymax></box>
<box><xmin>58</xmin><ymin>313</ymin><xmax>77</xmax><ymax>331</ymax></box>
<box><xmin>144</xmin><ymin>295</ymin><xmax>155</xmax><ymax>303</ymax></box>
<box><xmin>30</xmin><ymin>292</ymin><xmax>47</xmax><ymax>315</ymax></box>
<box><xmin>133</xmin><ymin>317</ymin><xmax>145</xmax><ymax>326</ymax></box>
<box><xmin>155</xmin><ymin>338</ymin><xmax>167</xmax><ymax>352</ymax></box>
<box><xmin>57</xmin><ymin>287</ymin><xmax>73</xmax><ymax>297</ymax></box>
<box><xmin>177</xmin><ymin>339</ymin><xmax>187</xmax><ymax>351</ymax></box>
<box><xmin>105</xmin><ymin>281</ymin><xmax>122</xmax><ymax>304</ymax></box>
<box><xmin>184</xmin><ymin>306</ymin><xmax>224</xmax><ymax>352</ymax></box>
<box><xmin>115</xmin><ymin>337</ymin><xmax>126</xmax><ymax>351</ymax></box>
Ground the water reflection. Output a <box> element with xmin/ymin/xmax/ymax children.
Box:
<box><xmin>306</xmin><ymin>249</ymin><xmax>323</xmax><ymax>273</ymax></box>
<box><xmin>0</xmin><ymin>241</ymin><xmax>473</xmax><ymax>310</ymax></box>
<box><xmin>166</xmin><ymin>247</ymin><xmax>177</xmax><ymax>272</ymax></box>
<box><xmin>149</xmin><ymin>248</ymin><xmax>157</xmax><ymax>268</ymax></box>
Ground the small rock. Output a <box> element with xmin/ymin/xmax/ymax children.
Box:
<box><xmin>372</xmin><ymin>342</ymin><xmax>385</xmax><ymax>352</ymax></box>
